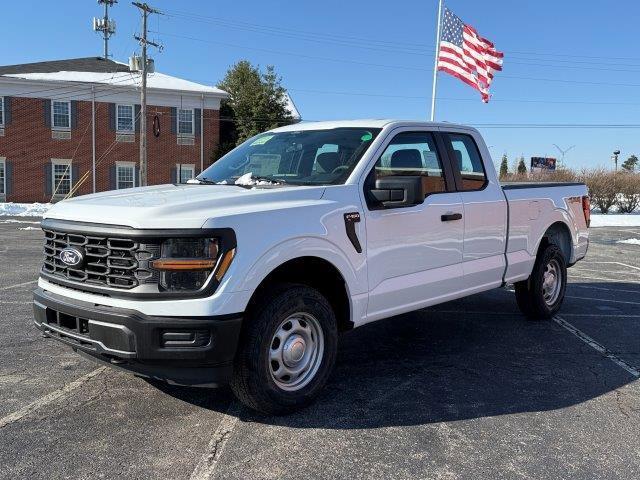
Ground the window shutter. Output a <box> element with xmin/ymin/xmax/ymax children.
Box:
<box><xmin>109</xmin><ymin>165</ymin><xmax>117</xmax><ymax>190</ymax></box>
<box><xmin>170</xmin><ymin>107</ymin><xmax>177</xmax><ymax>134</ymax></box>
<box><xmin>108</xmin><ymin>103</ymin><xmax>116</xmax><ymax>131</ymax></box>
<box><xmin>134</xmin><ymin>105</ymin><xmax>141</xmax><ymax>133</ymax></box>
<box><xmin>4</xmin><ymin>97</ymin><xmax>12</xmax><ymax>125</ymax></box>
<box><xmin>135</xmin><ymin>166</ymin><xmax>140</xmax><ymax>187</ymax></box>
<box><xmin>44</xmin><ymin>100</ymin><xmax>51</xmax><ymax>127</ymax></box>
<box><xmin>170</xmin><ymin>166</ymin><xmax>177</xmax><ymax>184</ymax></box>
<box><xmin>5</xmin><ymin>161</ymin><xmax>13</xmax><ymax>196</ymax></box>
<box><xmin>44</xmin><ymin>164</ymin><xmax>52</xmax><ymax>196</ymax></box>
<box><xmin>194</xmin><ymin>108</ymin><xmax>201</xmax><ymax>136</ymax></box>
<box><xmin>71</xmin><ymin>165</ymin><xmax>80</xmax><ymax>191</ymax></box>
<box><xmin>70</xmin><ymin>101</ymin><xmax>78</xmax><ymax>129</ymax></box>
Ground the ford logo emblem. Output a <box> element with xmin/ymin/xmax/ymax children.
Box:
<box><xmin>60</xmin><ymin>246</ymin><xmax>84</xmax><ymax>268</ymax></box>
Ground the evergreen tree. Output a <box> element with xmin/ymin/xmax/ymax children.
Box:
<box><xmin>499</xmin><ymin>154</ymin><xmax>509</xmax><ymax>178</ymax></box>
<box><xmin>622</xmin><ymin>154</ymin><xmax>638</xmax><ymax>172</ymax></box>
<box><xmin>213</xmin><ymin>61</ymin><xmax>294</xmax><ymax>161</ymax></box>
<box><xmin>517</xmin><ymin>156</ymin><xmax>527</xmax><ymax>174</ymax></box>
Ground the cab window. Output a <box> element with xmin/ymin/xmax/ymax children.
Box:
<box><xmin>372</xmin><ymin>131</ymin><xmax>447</xmax><ymax>196</ymax></box>
<box><xmin>445</xmin><ymin>133</ymin><xmax>487</xmax><ymax>191</ymax></box>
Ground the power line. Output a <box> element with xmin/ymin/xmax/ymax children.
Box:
<box><xmin>163</xmin><ymin>9</ymin><xmax>640</xmax><ymax>63</ymax></box>
<box><xmin>154</xmin><ymin>31</ymin><xmax>640</xmax><ymax>87</ymax></box>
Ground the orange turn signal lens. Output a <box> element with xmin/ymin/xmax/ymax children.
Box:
<box><xmin>215</xmin><ymin>248</ymin><xmax>236</xmax><ymax>281</ymax></box>
<box><xmin>151</xmin><ymin>259</ymin><xmax>217</xmax><ymax>271</ymax></box>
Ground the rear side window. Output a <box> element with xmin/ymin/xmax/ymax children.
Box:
<box><xmin>373</xmin><ymin>131</ymin><xmax>447</xmax><ymax>196</ymax></box>
<box><xmin>445</xmin><ymin>133</ymin><xmax>487</xmax><ymax>191</ymax></box>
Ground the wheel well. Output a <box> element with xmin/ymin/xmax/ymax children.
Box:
<box><xmin>538</xmin><ymin>222</ymin><xmax>572</xmax><ymax>263</ymax></box>
<box><xmin>246</xmin><ymin>257</ymin><xmax>353</xmax><ymax>332</ymax></box>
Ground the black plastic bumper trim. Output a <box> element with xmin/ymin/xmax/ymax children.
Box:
<box><xmin>33</xmin><ymin>287</ymin><xmax>243</xmax><ymax>386</ymax></box>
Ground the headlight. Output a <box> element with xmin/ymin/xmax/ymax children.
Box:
<box><xmin>151</xmin><ymin>238</ymin><xmax>234</xmax><ymax>292</ymax></box>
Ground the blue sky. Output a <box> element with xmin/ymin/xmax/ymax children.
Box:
<box><xmin>2</xmin><ymin>0</ymin><xmax>639</xmax><ymax>169</ymax></box>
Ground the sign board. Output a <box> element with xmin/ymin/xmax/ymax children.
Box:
<box><xmin>531</xmin><ymin>157</ymin><xmax>557</xmax><ymax>172</ymax></box>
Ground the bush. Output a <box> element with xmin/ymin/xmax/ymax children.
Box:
<box><xmin>580</xmin><ymin>169</ymin><xmax>618</xmax><ymax>213</ymax></box>
<box><xmin>615</xmin><ymin>173</ymin><xmax>640</xmax><ymax>213</ymax></box>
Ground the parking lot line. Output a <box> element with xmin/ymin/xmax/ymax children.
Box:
<box><xmin>189</xmin><ymin>401</ymin><xmax>242</xmax><ymax>480</ymax></box>
<box><xmin>0</xmin><ymin>280</ymin><xmax>37</xmax><ymax>291</ymax></box>
<box><xmin>586</xmin><ymin>261</ymin><xmax>640</xmax><ymax>272</ymax></box>
<box><xmin>552</xmin><ymin>316</ymin><xmax>640</xmax><ymax>378</ymax></box>
<box><xmin>565</xmin><ymin>295</ymin><xmax>640</xmax><ymax>306</ymax></box>
<box><xmin>0</xmin><ymin>367</ymin><xmax>106</xmax><ymax>429</ymax></box>
<box><xmin>568</xmin><ymin>284</ymin><xmax>640</xmax><ymax>294</ymax></box>
<box><xmin>572</xmin><ymin>268</ymin><xmax>640</xmax><ymax>276</ymax></box>
<box><xmin>568</xmin><ymin>274</ymin><xmax>640</xmax><ymax>284</ymax></box>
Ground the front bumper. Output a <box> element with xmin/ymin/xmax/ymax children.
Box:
<box><xmin>33</xmin><ymin>287</ymin><xmax>243</xmax><ymax>386</ymax></box>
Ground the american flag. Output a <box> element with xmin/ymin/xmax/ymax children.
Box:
<box><xmin>437</xmin><ymin>7</ymin><xmax>503</xmax><ymax>102</ymax></box>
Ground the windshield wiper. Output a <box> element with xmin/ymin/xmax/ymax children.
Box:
<box><xmin>250</xmin><ymin>175</ymin><xmax>288</xmax><ymax>185</ymax></box>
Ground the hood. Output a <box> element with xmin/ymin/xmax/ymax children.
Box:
<box><xmin>45</xmin><ymin>184</ymin><xmax>327</xmax><ymax>229</ymax></box>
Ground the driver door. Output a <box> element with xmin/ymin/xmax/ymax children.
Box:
<box><xmin>362</xmin><ymin>130</ymin><xmax>465</xmax><ymax>322</ymax></box>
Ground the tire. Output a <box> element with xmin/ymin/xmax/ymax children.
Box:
<box><xmin>514</xmin><ymin>244</ymin><xmax>567</xmax><ymax>320</ymax></box>
<box><xmin>230</xmin><ymin>283</ymin><xmax>338</xmax><ymax>415</ymax></box>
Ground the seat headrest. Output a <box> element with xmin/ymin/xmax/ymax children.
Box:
<box><xmin>390</xmin><ymin>149</ymin><xmax>423</xmax><ymax>169</ymax></box>
<box><xmin>454</xmin><ymin>150</ymin><xmax>463</xmax><ymax>169</ymax></box>
<box><xmin>315</xmin><ymin>152</ymin><xmax>340</xmax><ymax>173</ymax></box>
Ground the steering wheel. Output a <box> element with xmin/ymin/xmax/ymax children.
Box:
<box><xmin>331</xmin><ymin>165</ymin><xmax>350</xmax><ymax>175</ymax></box>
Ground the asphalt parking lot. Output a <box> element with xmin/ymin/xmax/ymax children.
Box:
<box><xmin>1</xmin><ymin>219</ymin><xmax>639</xmax><ymax>480</ymax></box>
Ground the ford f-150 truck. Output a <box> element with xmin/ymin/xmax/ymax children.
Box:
<box><xmin>34</xmin><ymin>120</ymin><xmax>590</xmax><ymax>414</ymax></box>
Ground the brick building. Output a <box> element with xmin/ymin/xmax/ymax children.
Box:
<box><xmin>0</xmin><ymin>57</ymin><xmax>228</xmax><ymax>203</ymax></box>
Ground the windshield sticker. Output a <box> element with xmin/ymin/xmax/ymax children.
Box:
<box><xmin>361</xmin><ymin>132</ymin><xmax>373</xmax><ymax>142</ymax></box>
<box><xmin>250</xmin><ymin>135</ymin><xmax>274</xmax><ymax>146</ymax></box>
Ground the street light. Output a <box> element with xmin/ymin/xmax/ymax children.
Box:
<box><xmin>612</xmin><ymin>150</ymin><xmax>621</xmax><ymax>172</ymax></box>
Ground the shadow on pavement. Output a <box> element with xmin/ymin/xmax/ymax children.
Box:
<box><xmin>152</xmin><ymin>282</ymin><xmax>639</xmax><ymax>429</ymax></box>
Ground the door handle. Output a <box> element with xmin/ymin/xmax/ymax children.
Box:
<box><xmin>441</xmin><ymin>213</ymin><xmax>463</xmax><ymax>222</ymax></box>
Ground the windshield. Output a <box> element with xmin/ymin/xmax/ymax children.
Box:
<box><xmin>198</xmin><ymin>127</ymin><xmax>382</xmax><ymax>186</ymax></box>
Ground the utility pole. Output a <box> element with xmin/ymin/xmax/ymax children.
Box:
<box><xmin>133</xmin><ymin>2</ymin><xmax>162</xmax><ymax>187</ymax></box>
<box><xmin>93</xmin><ymin>0</ymin><xmax>117</xmax><ymax>60</ymax></box>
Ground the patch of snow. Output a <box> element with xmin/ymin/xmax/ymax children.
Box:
<box><xmin>0</xmin><ymin>219</ymin><xmax>41</xmax><ymax>224</ymax></box>
<box><xmin>617</xmin><ymin>238</ymin><xmax>640</xmax><ymax>245</ymax></box>
<box><xmin>17</xmin><ymin>226</ymin><xmax>40</xmax><ymax>231</ymax></box>
<box><xmin>590</xmin><ymin>214</ymin><xmax>640</xmax><ymax>227</ymax></box>
<box><xmin>0</xmin><ymin>203</ymin><xmax>52</xmax><ymax>217</ymax></box>
<box><xmin>3</xmin><ymin>71</ymin><xmax>228</xmax><ymax>96</ymax></box>
<box><xmin>234</xmin><ymin>173</ymin><xmax>277</xmax><ymax>186</ymax></box>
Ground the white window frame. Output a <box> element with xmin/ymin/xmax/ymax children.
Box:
<box><xmin>116</xmin><ymin>104</ymin><xmax>135</xmax><ymax>133</ymax></box>
<box><xmin>176</xmin><ymin>163</ymin><xmax>195</xmax><ymax>183</ymax></box>
<box><xmin>0</xmin><ymin>97</ymin><xmax>4</xmax><ymax>126</ymax></box>
<box><xmin>177</xmin><ymin>108</ymin><xmax>195</xmax><ymax>136</ymax></box>
<box><xmin>52</xmin><ymin>100</ymin><xmax>71</xmax><ymax>130</ymax></box>
<box><xmin>51</xmin><ymin>159</ymin><xmax>72</xmax><ymax>197</ymax></box>
<box><xmin>0</xmin><ymin>157</ymin><xmax>6</xmax><ymax>198</ymax></box>
<box><xmin>116</xmin><ymin>161</ymin><xmax>136</xmax><ymax>190</ymax></box>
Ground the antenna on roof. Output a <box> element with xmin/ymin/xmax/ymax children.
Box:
<box><xmin>93</xmin><ymin>0</ymin><xmax>118</xmax><ymax>60</ymax></box>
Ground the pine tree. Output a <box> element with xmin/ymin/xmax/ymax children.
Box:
<box><xmin>213</xmin><ymin>61</ymin><xmax>294</xmax><ymax>161</ymax></box>
<box><xmin>517</xmin><ymin>156</ymin><xmax>527</xmax><ymax>174</ymax></box>
<box><xmin>622</xmin><ymin>154</ymin><xmax>638</xmax><ymax>172</ymax></box>
<box><xmin>499</xmin><ymin>154</ymin><xmax>509</xmax><ymax>178</ymax></box>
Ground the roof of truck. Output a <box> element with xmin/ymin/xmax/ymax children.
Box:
<box><xmin>269</xmin><ymin>119</ymin><xmax>476</xmax><ymax>132</ymax></box>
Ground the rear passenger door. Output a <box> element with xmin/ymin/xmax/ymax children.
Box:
<box><xmin>362</xmin><ymin>129</ymin><xmax>465</xmax><ymax>321</ymax></box>
<box><xmin>441</xmin><ymin>130</ymin><xmax>508</xmax><ymax>291</ymax></box>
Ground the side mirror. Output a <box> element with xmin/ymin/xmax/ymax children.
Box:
<box><xmin>369</xmin><ymin>176</ymin><xmax>424</xmax><ymax>208</ymax></box>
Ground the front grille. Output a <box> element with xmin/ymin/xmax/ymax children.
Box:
<box><xmin>42</xmin><ymin>229</ymin><xmax>158</xmax><ymax>290</ymax></box>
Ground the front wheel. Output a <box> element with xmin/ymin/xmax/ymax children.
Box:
<box><xmin>514</xmin><ymin>244</ymin><xmax>567</xmax><ymax>320</ymax></box>
<box><xmin>230</xmin><ymin>283</ymin><xmax>338</xmax><ymax>415</ymax></box>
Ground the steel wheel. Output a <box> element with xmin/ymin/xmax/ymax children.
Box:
<box><xmin>269</xmin><ymin>312</ymin><xmax>325</xmax><ymax>392</ymax></box>
<box><xmin>542</xmin><ymin>258</ymin><xmax>563</xmax><ymax>306</ymax></box>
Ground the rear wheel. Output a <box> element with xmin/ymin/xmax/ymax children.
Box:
<box><xmin>230</xmin><ymin>283</ymin><xmax>338</xmax><ymax>415</ymax></box>
<box><xmin>515</xmin><ymin>244</ymin><xmax>567</xmax><ymax>320</ymax></box>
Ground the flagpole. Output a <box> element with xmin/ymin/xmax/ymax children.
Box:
<box><xmin>430</xmin><ymin>0</ymin><xmax>444</xmax><ymax>121</ymax></box>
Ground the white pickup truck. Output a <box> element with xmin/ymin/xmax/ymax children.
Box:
<box><xmin>34</xmin><ymin>120</ymin><xmax>590</xmax><ymax>414</ymax></box>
